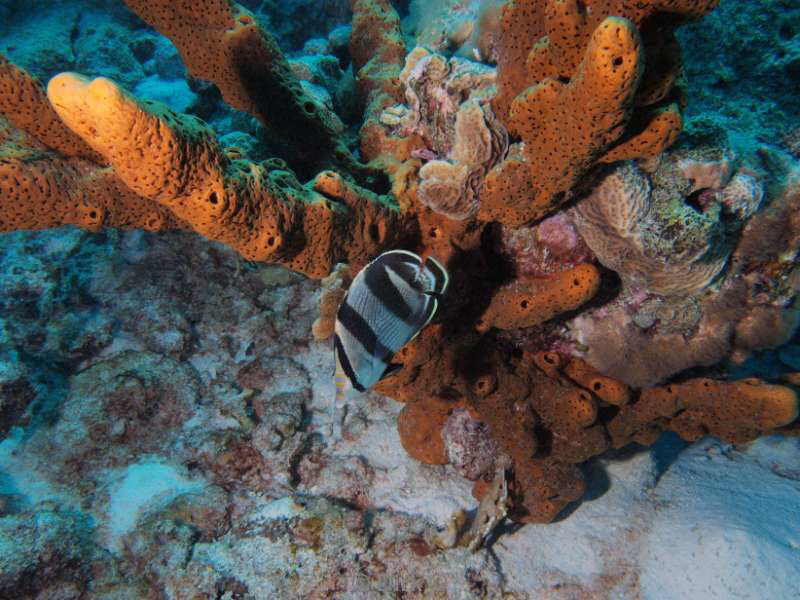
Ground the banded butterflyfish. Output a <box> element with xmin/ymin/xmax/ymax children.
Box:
<box><xmin>330</xmin><ymin>250</ymin><xmax>449</xmax><ymax>434</ymax></box>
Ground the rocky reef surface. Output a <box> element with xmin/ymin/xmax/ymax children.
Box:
<box><xmin>2</xmin><ymin>226</ymin><xmax>798</xmax><ymax>599</ymax></box>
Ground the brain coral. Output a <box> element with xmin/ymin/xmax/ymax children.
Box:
<box><xmin>569</xmin><ymin>157</ymin><xmax>735</xmax><ymax>296</ymax></box>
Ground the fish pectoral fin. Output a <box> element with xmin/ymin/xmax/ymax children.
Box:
<box><xmin>380</xmin><ymin>362</ymin><xmax>404</xmax><ymax>380</ymax></box>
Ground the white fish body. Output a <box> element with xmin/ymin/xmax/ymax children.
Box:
<box><xmin>333</xmin><ymin>249</ymin><xmax>449</xmax><ymax>393</ymax></box>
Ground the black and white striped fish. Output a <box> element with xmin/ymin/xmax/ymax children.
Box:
<box><xmin>334</xmin><ymin>250</ymin><xmax>449</xmax><ymax>395</ymax></box>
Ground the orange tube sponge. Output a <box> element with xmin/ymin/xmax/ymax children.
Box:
<box><xmin>524</xmin><ymin>368</ymin><xmax>609</xmax><ymax>464</ymax></box>
<box><xmin>534</xmin><ymin>384</ymin><xmax>598</xmax><ymax>431</ymax></box>
<box><xmin>122</xmin><ymin>0</ymin><xmax>368</xmax><ymax>180</ymax></box>
<box><xmin>397</xmin><ymin>397</ymin><xmax>461</xmax><ymax>465</ymax></box>
<box><xmin>508</xmin><ymin>457</ymin><xmax>586</xmax><ymax>524</ymax></box>
<box><xmin>349</xmin><ymin>0</ymin><xmax>407</xmax><ymax>163</ymax></box>
<box><xmin>608</xmin><ymin>378</ymin><xmax>799</xmax><ymax>446</ymax></box>
<box><xmin>0</xmin><ymin>55</ymin><xmax>102</xmax><ymax>163</ymax></box>
<box><xmin>477</xmin><ymin>263</ymin><xmax>600</xmax><ymax>331</ymax></box>
<box><xmin>46</xmin><ymin>73</ymin><xmax>408</xmax><ymax>278</ymax></box>
<box><xmin>515</xmin><ymin>17</ymin><xmax>644</xmax><ymax>204</ymax></box>
<box><xmin>563</xmin><ymin>358</ymin><xmax>632</xmax><ymax>406</ymax></box>
<box><xmin>0</xmin><ymin>137</ymin><xmax>181</xmax><ymax>233</ymax></box>
<box><xmin>0</xmin><ymin>59</ymin><xmax>179</xmax><ymax>233</ymax></box>
<box><xmin>495</xmin><ymin>0</ymin><xmax>718</xmax><ymax>123</ymax></box>
<box><xmin>485</xmin><ymin>0</ymin><xmax>718</xmax><ymax>226</ymax></box>
<box><xmin>349</xmin><ymin>0</ymin><xmax>406</xmax><ymax>96</ymax></box>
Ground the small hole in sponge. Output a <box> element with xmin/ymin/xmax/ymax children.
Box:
<box><xmin>612</xmin><ymin>57</ymin><xmax>623</xmax><ymax>67</ymax></box>
<box><xmin>368</xmin><ymin>223</ymin><xmax>380</xmax><ymax>242</ymax></box>
<box><xmin>209</xmin><ymin>192</ymin><xmax>218</xmax><ymax>205</ymax></box>
<box><xmin>685</xmin><ymin>188</ymin><xmax>712</xmax><ymax>213</ymax></box>
<box><xmin>267</xmin><ymin>236</ymin><xmax>275</xmax><ymax>247</ymax></box>
<box><xmin>520</xmin><ymin>299</ymin><xmax>529</xmax><ymax>309</ymax></box>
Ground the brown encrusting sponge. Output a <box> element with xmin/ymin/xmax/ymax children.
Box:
<box><xmin>1</xmin><ymin>0</ymin><xmax>797</xmax><ymax>526</ymax></box>
<box><xmin>477</xmin><ymin>263</ymin><xmax>601</xmax><ymax>331</ymax></box>
<box><xmin>608</xmin><ymin>378</ymin><xmax>799</xmax><ymax>447</ymax></box>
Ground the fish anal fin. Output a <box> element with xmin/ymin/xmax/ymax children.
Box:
<box><xmin>380</xmin><ymin>362</ymin><xmax>404</xmax><ymax>380</ymax></box>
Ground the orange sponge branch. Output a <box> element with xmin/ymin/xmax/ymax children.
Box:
<box><xmin>44</xmin><ymin>73</ymin><xmax>410</xmax><ymax>278</ymax></box>
<box><xmin>123</xmin><ymin>0</ymin><xmax>376</xmax><ymax>184</ymax></box>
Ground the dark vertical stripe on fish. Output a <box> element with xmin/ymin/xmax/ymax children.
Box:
<box><xmin>337</xmin><ymin>300</ymin><xmax>394</xmax><ymax>361</ymax></box>
<box><xmin>425</xmin><ymin>256</ymin><xmax>449</xmax><ymax>295</ymax></box>
<box><xmin>376</xmin><ymin>251</ymin><xmax>424</xmax><ymax>285</ymax></box>
<box><xmin>363</xmin><ymin>261</ymin><xmax>416</xmax><ymax>322</ymax></box>
<box><xmin>334</xmin><ymin>333</ymin><xmax>366</xmax><ymax>392</ymax></box>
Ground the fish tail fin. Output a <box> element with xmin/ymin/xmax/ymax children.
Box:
<box><xmin>334</xmin><ymin>372</ymin><xmax>349</xmax><ymax>408</ymax></box>
<box><xmin>332</xmin><ymin>359</ymin><xmax>349</xmax><ymax>438</ymax></box>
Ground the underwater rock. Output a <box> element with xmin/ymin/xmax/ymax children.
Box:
<box><xmin>440</xmin><ymin>408</ymin><xmax>500</xmax><ymax>482</ymax></box>
<box><xmin>678</xmin><ymin>0</ymin><xmax>800</xmax><ymax>143</ymax></box>
<box><xmin>405</xmin><ymin>0</ymin><xmax>486</xmax><ymax>57</ymax></box>
<box><xmin>0</xmin><ymin>354</ymin><xmax>34</xmax><ymax>439</ymax></box>
<box><xmin>255</xmin><ymin>0</ymin><xmax>351</xmax><ymax>52</ymax></box>
<box><xmin>133</xmin><ymin>76</ymin><xmax>197</xmax><ymax>114</ymax></box>
<box><xmin>0</xmin><ymin>507</ymin><xmax>94</xmax><ymax>598</ymax></box>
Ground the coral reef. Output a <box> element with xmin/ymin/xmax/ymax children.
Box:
<box><xmin>1</xmin><ymin>0</ymin><xmax>800</xmax><ymax>595</ymax></box>
<box><xmin>388</xmin><ymin>48</ymin><xmax>506</xmax><ymax>220</ymax></box>
<box><xmin>480</xmin><ymin>0</ymin><xmax>718</xmax><ymax>226</ymax></box>
<box><xmin>569</xmin><ymin>151</ymin><xmax>751</xmax><ymax>296</ymax></box>
<box><xmin>569</xmin><ymin>150</ymin><xmax>800</xmax><ymax>387</ymax></box>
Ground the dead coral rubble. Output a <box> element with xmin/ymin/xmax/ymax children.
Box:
<box><xmin>1</xmin><ymin>0</ymin><xmax>798</xmax><ymax>528</ymax></box>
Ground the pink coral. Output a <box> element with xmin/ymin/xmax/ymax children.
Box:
<box><xmin>440</xmin><ymin>408</ymin><xmax>500</xmax><ymax>481</ymax></box>
<box><xmin>498</xmin><ymin>213</ymin><xmax>594</xmax><ymax>277</ymax></box>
